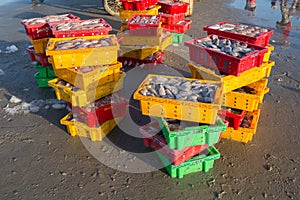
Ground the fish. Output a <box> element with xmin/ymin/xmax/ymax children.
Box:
<box><xmin>54</xmin><ymin>36</ymin><xmax>113</xmax><ymax>50</ymax></box>
<box><xmin>130</xmin><ymin>15</ymin><xmax>159</xmax><ymax>25</ymax></box>
<box><xmin>54</xmin><ymin>19</ymin><xmax>107</xmax><ymax>31</ymax></box>
<box><xmin>195</xmin><ymin>35</ymin><xmax>255</xmax><ymax>58</ymax></box>
<box><xmin>139</xmin><ymin>77</ymin><xmax>218</xmax><ymax>103</ymax></box>
<box><xmin>23</xmin><ymin>14</ymin><xmax>73</xmax><ymax>25</ymax></box>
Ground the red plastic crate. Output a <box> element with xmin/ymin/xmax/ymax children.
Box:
<box><xmin>184</xmin><ymin>35</ymin><xmax>268</xmax><ymax>76</ymax></box>
<box><xmin>21</xmin><ymin>14</ymin><xmax>80</xmax><ymax>39</ymax></box>
<box><xmin>158</xmin><ymin>1</ymin><xmax>189</xmax><ymax>14</ymax></box>
<box><xmin>49</xmin><ymin>18</ymin><xmax>112</xmax><ymax>38</ymax></box>
<box><xmin>218</xmin><ymin>109</ymin><xmax>246</xmax><ymax>130</ymax></box>
<box><xmin>26</xmin><ymin>47</ymin><xmax>51</xmax><ymax>66</ymax></box>
<box><xmin>121</xmin><ymin>0</ymin><xmax>158</xmax><ymax>10</ymax></box>
<box><xmin>128</xmin><ymin>15</ymin><xmax>162</xmax><ymax>36</ymax></box>
<box><xmin>160</xmin><ymin>12</ymin><xmax>185</xmax><ymax>24</ymax></box>
<box><xmin>162</xmin><ymin>19</ymin><xmax>191</xmax><ymax>34</ymax></box>
<box><xmin>118</xmin><ymin>51</ymin><xmax>165</xmax><ymax>69</ymax></box>
<box><xmin>71</xmin><ymin>93</ymin><xmax>129</xmax><ymax>127</ymax></box>
<box><xmin>140</xmin><ymin>120</ymin><xmax>209</xmax><ymax>166</ymax></box>
<box><xmin>203</xmin><ymin>22</ymin><xmax>274</xmax><ymax>47</ymax></box>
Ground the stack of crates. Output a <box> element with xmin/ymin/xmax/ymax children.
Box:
<box><xmin>184</xmin><ymin>21</ymin><xmax>275</xmax><ymax>143</ymax></box>
<box><xmin>134</xmin><ymin>74</ymin><xmax>226</xmax><ymax>178</ymax></box>
<box><xmin>38</xmin><ymin>16</ymin><xmax>127</xmax><ymax>142</ymax></box>
<box><xmin>21</xmin><ymin>14</ymin><xmax>80</xmax><ymax>87</ymax></box>
<box><xmin>158</xmin><ymin>0</ymin><xmax>192</xmax><ymax>43</ymax></box>
<box><xmin>117</xmin><ymin>14</ymin><xmax>172</xmax><ymax>69</ymax></box>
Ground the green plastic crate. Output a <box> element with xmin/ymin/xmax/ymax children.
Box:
<box><xmin>34</xmin><ymin>72</ymin><xmax>53</xmax><ymax>88</ymax></box>
<box><xmin>34</xmin><ymin>64</ymin><xmax>56</xmax><ymax>78</ymax></box>
<box><xmin>157</xmin><ymin>117</ymin><xmax>226</xmax><ymax>150</ymax></box>
<box><xmin>172</xmin><ymin>33</ymin><xmax>183</xmax><ymax>43</ymax></box>
<box><xmin>156</xmin><ymin>146</ymin><xmax>220</xmax><ymax>178</ymax></box>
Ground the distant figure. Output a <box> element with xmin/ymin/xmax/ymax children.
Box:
<box><xmin>244</xmin><ymin>0</ymin><xmax>257</xmax><ymax>16</ymax></box>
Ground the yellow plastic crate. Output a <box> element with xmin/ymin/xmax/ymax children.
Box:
<box><xmin>46</xmin><ymin>35</ymin><xmax>119</xmax><ymax>69</ymax></box>
<box><xmin>120</xmin><ymin>34</ymin><xmax>172</xmax><ymax>59</ymax></box>
<box><xmin>48</xmin><ymin>72</ymin><xmax>125</xmax><ymax>107</ymax></box>
<box><xmin>263</xmin><ymin>45</ymin><xmax>274</xmax><ymax>63</ymax></box>
<box><xmin>60</xmin><ymin>112</ymin><xmax>123</xmax><ymax>141</ymax></box>
<box><xmin>222</xmin><ymin>79</ymin><xmax>269</xmax><ymax>111</ymax></box>
<box><xmin>133</xmin><ymin>74</ymin><xmax>223</xmax><ymax>124</ymax></box>
<box><xmin>188</xmin><ymin>60</ymin><xmax>275</xmax><ymax>93</ymax></box>
<box><xmin>53</xmin><ymin>62</ymin><xmax>122</xmax><ymax>90</ymax></box>
<box><xmin>30</xmin><ymin>38</ymin><xmax>49</xmax><ymax>54</ymax></box>
<box><xmin>118</xmin><ymin>29</ymin><xmax>164</xmax><ymax>46</ymax></box>
<box><xmin>221</xmin><ymin>109</ymin><xmax>260</xmax><ymax>143</ymax></box>
<box><xmin>119</xmin><ymin>5</ymin><xmax>161</xmax><ymax>20</ymax></box>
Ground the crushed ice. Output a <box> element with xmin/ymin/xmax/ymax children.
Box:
<box><xmin>1</xmin><ymin>45</ymin><xmax>19</xmax><ymax>53</ymax></box>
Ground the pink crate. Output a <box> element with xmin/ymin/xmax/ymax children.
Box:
<box><xmin>71</xmin><ymin>94</ymin><xmax>129</xmax><ymax>127</ymax></box>
<box><xmin>158</xmin><ymin>1</ymin><xmax>189</xmax><ymax>14</ymax></box>
<box><xmin>49</xmin><ymin>18</ymin><xmax>112</xmax><ymax>38</ymax></box>
<box><xmin>160</xmin><ymin>12</ymin><xmax>185</xmax><ymax>24</ymax></box>
<box><xmin>26</xmin><ymin>47</ymin><xmax>51</xmax><ymax>66</ymax></box>
<box><xmin>21</xmin><ymin>14</ymin><xmax>80</xmax><ymax>39</ymax></box>
<box><xmin>128</xmin><ymin>15</ymin><xmax>162</xmax><ymax>36</ymax></box>
<box><xmin>118</xmin><ymin>51</ymin><xmax>165</xmax><ymax>70</ymax></box>
<box><xmin>218</xmin><ymin>109</ymin><xmax>246</xmax><ymax>130</ymax></box>
<box><xmin>121</xmin><ymin>0</ymin><xmax>158</xmax><ymax>10</ymax></box>
<box><xmin>162</xmin><ymin>19</ymin><xmax>191</xmax><ymax>33</ymax></box>
<box><xmin>184</xmin><ymin>35</ymin><xmax>268</xmax><ymax>76</ymax></box>
<box><xmin>140</xmin><ymin>120</ymin><xmax>209</xmax><ymax>166</ymax></box>
<box><xmin>203</xmin><ymin>22</ymin><xmax>274</xmax><ymax>47</ymax></box>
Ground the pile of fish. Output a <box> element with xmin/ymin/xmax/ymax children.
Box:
<box><xmin>81</xmin><ymin>95</ymin><xmax>126</xmax><ymax>112</ymax></box>
<box><xmin>57</xmin><ymin>80</ymin><xmax>80</xmax><ymax>91</ymax></box>
<box><xmin>234</xmin><ymin>86</ymin><xmax>256</xmax><ymax>94</ymax></box>
<box><xmin>159</xmin><ymin>0</ymin><xmax>187</xmax><ymax>5</ymax></box>
<box><xmin>139</xmin><ymin>76</ymin><xmax>218</xmax><ymax>103</ymax></box>
<box><xmin>53</xmin><ymin>19</ymin><xmax>108</xmax><ymax>31</ymax></box>
<box><xmin>22</xmin><ymin>14</ymin><xmax>73</xmax><ymax>25</ymax></box>
<box><xmin>165</xmin><ymin>119</ymin><xmax>201</xmax><ymax>131</ymax></box>
<box><xmin>54</xmin><ymin>37</ymin><xmax>113</xmax><ymax>50</ymax></box>
<box><xmin>195</xmin><ymin>35</ymin><xmax>255</xmax><ymax>58</ymax></box>
<box><xmin>208</xmin><ymin>23</ymin><xmax>269</xmax><ymax>37</ymax></box>
<box><xmin>129</xmin><ymin>15</ymin><xmax>160</xmax><ymax>25</ymax></box>
<box><xmin>240</xmin><ymin>112</ymin><xmax>253</xmax><ymax>128</ymax></box>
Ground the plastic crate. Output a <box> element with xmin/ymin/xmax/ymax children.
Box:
<box><xmin>48</xmin><ymin>73</ymin><xmax>125</xmax><ymax>107</ymax></box>
<box><xmin>118</xmin><ymin>28</ymin><xmax>164</xmax><ymax>46</ymax></box>
<box><xmin>34</xmin><ymin>64</ymin><xmax>56</xmax><ymax>78</ymax></box>
<box><xmin>221</xmin><ymin>109</ymin><xmax>260</xmax><ymax>143</ymax></box>
<box><xmin>34</xmin><ymin>72</ymin><xmax>52</xmax><ymax>88</ymax></box>
<box><xmin>30</xmin><ymin>38</ymin><xmax>49</xmax><ymax>54</ymax></box>
<box><xmin>263</xmin><ymin>45</ymin><xmax>274</xmax><ymax>63</ymax></box>
<box><xmin>140</xmin><ymin>120</ymin><xmax>209</xmax><ymax>166</ymax></box>
<box><xmin>120</xmin><ymin>45</ymin><xmax>160</xmax><ymax>60</ymax></box>
<box><xmin>203</xmin><ymin>22</ymin><xmax>274</xmax><ymax>47</ymax></box>
<box><xmin>46</xmin><ymin>35</ymin><xmax>119</xmax><ymax>69</ymax></box>
<box><xmin>118</xmin><ymin>51</ymin><xmax>165</xmax><ymax>69</ymax></box>
<box><xmin>188</xmin><ymin>60</ymin><xmax>275</xmax><ymax>93</ymax></box>
<box><xmin>171</xmin><ymin>32</ymin><xmax>184</xmax><ymax>43</ymax></box>
<box><xmin>21</xmin><ymin>14</ymin><xmax>80</xmax><ymax>39</ymax></box>
<box><xmin>121</xmin><ymin>0</ymin><xmax>158</xmax><ymax>10</ymax></box>
<box><xmin>53</xmin><ymin>62</ymin><xmax>122</xmax><ymax>90</ymax></box>
<box><xmin>158</xmin><ymin>1</ymin><xmax>189</xmax><ymax>14</ymax></box>
<box><xmin>157</xmin><ymin>117</ymin><xmax>226</xmax><ymax>150</ymax></box>
<box><xmin>49</xmin><ymin>18</ymin><xmax>112</xmax><ymax>38</ymax></box>
<box><xmin>133</xmin><ymin>74</ymin><xmax>223</xmax><ymax>124</ymax></box>
<box><xmin>162</xmin><ymin>20</ymin><xmax>192</xmax><ymax>34</ymax></box>
<box><xmin>156</xmin><ymin>146</ymin><xmax>220</xmax><ymax>178</ymax></box>
<box><xmin>160</xmin><ymin>12</ymin><xmax>185</xmax><ymax>24</ymax></box>
<box><xmin>71</xmin><ymin>93</ymin><xmax>129</xmax><ymax>127</ymax></box>
<box><xmin>128</xmin><ymin>15</ymin><xmax>162</xmax><ymax>36</ymax></box>
<box><xmin>27</xmin><ymin>47</ymin><xmax>51</xmax><ymax>66</ymax></box>
<box><xmin>222</xmin><ymin>78</ymin><xmax>269</xmax><ymax>111</ymax></box>
<box><xmin>218</xmin><ymin>109</ymin><xmax>246</xmax><ymax>130</ymax></box>
<box><xmin>60</xmin><ymin>112</ymin><xmax>123</xmax><ymax>141</ymax></box>
<box><xmin>119</xmin><ymin>5</ymin><xmax>161</xmax><ymax>20</ymax></box>
<box><xmin>184</xmin><ymin>35</ymin><xmax>268</xmax><ymax>76</ymax></box>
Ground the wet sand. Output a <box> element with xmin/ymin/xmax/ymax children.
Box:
<box><xmin>0</xmin><ymin>0</ymin><xmax>299</xmax><ymax>199</ymax></box>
